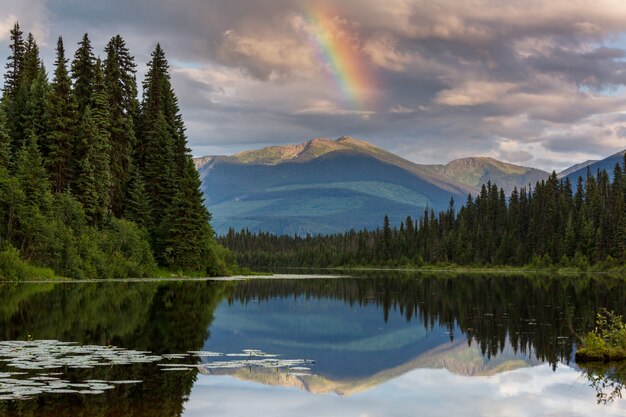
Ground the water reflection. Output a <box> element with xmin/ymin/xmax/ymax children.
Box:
<box><xmin>0</xmin><ymin>281</ymin><xmax>227</xmax><ymax>416</ymax></box>
<box><xmin>186</xmin><ymin>365</ymin><xmax>626</xmax><ymax>417</ymax></box>
<box><xmin>580</xmin><ymin>362</ymin><xmax>626</xmax><ymax>404</ymax></box>
<box><xmin>0</xmin><ymin>273</ymin><xmax>624</xmax><ymax>416</ymax></box>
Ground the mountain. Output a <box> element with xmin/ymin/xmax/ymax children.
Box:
<box><xmin>195</xmin><ymin>137</ymin><xmax>474</xmax><ymax>235</ymax></box>
<box><xmin>562</xmin><ymin>150</ymin><xmax>625</xmax><ymax>183</ymax></box>
<box><xmin>425</xmin><ymin>157</ymin><xmax>549</xmax><ymax>195</ymax></box>
<box><xmin>557</xmin><ymin>160</ymin><xmax>597</xmax><ymax>179</ymax></box>
<box><xmin>199</xmin><ymin>338</ymin><xmax>538</xmax><ymax>396</ymax></box>
<box><xmin>194</xmin><ymin>137</ymin><xmax>549</xmax><ymax>235</ymax></box>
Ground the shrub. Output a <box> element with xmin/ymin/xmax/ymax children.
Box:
<box><xmin>0</xmin><ymin>245</ymin><xmax>55</xmax><ymax>281</ymax></box>
<box><xmin>577</xmin><ymin>309</ymin><xmax>626</xmax><ymax>362</ymax></box>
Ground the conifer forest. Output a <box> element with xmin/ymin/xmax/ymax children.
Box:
<box><xmin>0</xmin><ymin>23</ymin><xmax>229</xmax><ymax>279</ymax></box>
<box><xmin>222</xmin><ymin>166</ymin><xmax>626</xmax><ymax>270</ymax></box>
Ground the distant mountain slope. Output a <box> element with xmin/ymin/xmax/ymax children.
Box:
<box><xmin>425</xmin><ymin>157</ymin><xmax>549</xmax><ymax>195</ymax></box>
<box><xmin>557</xmin><ymin>159</ymin><xmax>597</xmax><ymax>179</ymax></box>
<box><xmin>199</xmin><ymin>137</ymin><xmax>622</xmax><ymax>235</ymax></box>
<box><xmin>200</xmin><ymin>338</ymin><xmax>537</xmax><ymax>396</ymax></box>
<box><xmin>562</xmin><ymin>150</ymin><xmax>625</xmax><ymax>183</ymax></box>
<box><xmin>195</xmin><ymin>137</ymin><xmax>473</xmax><ymax>235</ymax></box>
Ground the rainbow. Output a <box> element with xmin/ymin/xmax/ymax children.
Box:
<box><xmin>304</xmin><ymin>5</ymin><xmax>375</xmax><ymax>108</ymax></box>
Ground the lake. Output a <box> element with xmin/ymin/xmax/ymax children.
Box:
<box><xmin>0</xmin><ymin>272</ymin><xmax>625</xmax><ymax>416</ymax></box>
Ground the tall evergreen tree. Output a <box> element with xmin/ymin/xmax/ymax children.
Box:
<box><xmin>71</xmin><ymin>33</ymin><xmax>96</xmax><ymax>115</ymax></box>
<box><xmin>75</xmin><ymin>107</ymin><xmax>109</xmax><ymax>225</ymax></box>
<box><xmin>140</xmin><ymin>44</ymin><xmax>219</xmax><ymax>268</ymax></box>
<box><xmin>89</xmin><ymin>58</ymin><xmax>112</xmax><ymax>221</ymax></box>
<box><xmin>44</xmin><ymin>37</ymin><xmax>77</xmax><ymax>193</ymax></box>
<box><xmin>124</xmin><ymin>168</ymin><xmax>151</xmax><ymax>229</ymax></box>
<box><xmin>138</xmin><ymin>44</ymin><xmax>187</xmax><ymax>228</ymax></box>
<box><xmin>0</xmin><ymin>104</ymin><xmax>9</xmax><ymax>170</ymax></box>
<box><xmin>142</xmin><ymin>111</ymin><xmax>174</xmax><ymax>226</ymax></box>
<box><xmin>23</xmin><ymin>67</ymin><xmax>49</xmax><ymax>156</ymax></box>
<box><xmin>11</xmin><ymin>33</ymin><xmax>47</xmax><ymax>155</ymax></box>
<box><xmin>20</xmin><ymin>33</ymin><xmax>42</xmax><ymax>86</ymax></box>
<box><xmin>159</xmin><ymin>159</ymin><xmax>215</xmax><ymax>271</ymax></box>
<box><xmin>103</xmin><ymin>35</ymin><xmax>138</xmax><ymax>216</ymax></box>
<box><xmin>14</xmin><ymin>134</ymin><xmax>55</xmax><ymax>261</ymax></box>
<box><xmin>15</xmin><ymin>133</ymin><xmax>52</xmax><ymax>213</ymax></box>
<box><xmin>2</xmin><ymin>22</ymin><xmax>24</xmax><ymax>101</ymax></box>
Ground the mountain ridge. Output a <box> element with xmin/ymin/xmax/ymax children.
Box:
<box><xmin>196</xmin><ymin>136</ymin><xmax>550</xmax><ymax>194</ymax></box>
<box><xmin>194</xmin><ymin>136</ymin><xmax>626</xmax><ymax>234</ymax></box>
<box><xmin>562</xmin><ymin>149</ymin><xmax>626</xmax><ymax>183</ymax></box>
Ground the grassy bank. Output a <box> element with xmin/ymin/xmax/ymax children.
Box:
<box><xmin>272</xmin><ymin>262</ymin><xmax>626</xmax><ymax>277</ymax></box>
<box><xmin>0</xmin><ymin>247</ymin><xmax>57</xmax><ymax>281</ymax></box>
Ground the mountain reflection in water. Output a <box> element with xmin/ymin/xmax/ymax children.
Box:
<box><xmin>0</xmin><ymin>272</ymin><xmax>624</xmax><ymax>416</ymax></box>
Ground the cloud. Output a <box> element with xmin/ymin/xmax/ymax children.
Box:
<box><xmin>0</xmin><ymin>15</ymin><xmax>18</xmax><ymax>41</ymax></box>
<box><xmin>362</xmin><ymin>34</ymin><xmax>413</xmax><ymax>72</ymax></box>
<box><xmin>2</xmin><ymin>0</ymin><xmax>626</xmax><ymax>171</ymax></box>
<box><xmin>0</xmin><ymin>0</ymin><xmax>49</xmax><ymax>45</ymax></box>
<box><xmin>218</xmin><ymin>25</ymin><xmax>315</xmax><ymax>81</ymax></box>
<box><xmin>435</xmin><ymin>81</ymin><xmax>518</xmax><ymax>106</ymax></box>
<box><xmin>184</xmin><ymin>365</ymin><xmax>626</xmax><ymax>417</ymax></box>
<box><xmin>294</xmin><ymin>100</ymin><xmax>375</xmax><ymax>118</ymax></box>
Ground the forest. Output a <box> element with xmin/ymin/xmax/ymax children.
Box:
<box><xmin>0</xmin><ymin>23</ymin><xmax>230</xmax><ymax>279</ymax></box>
<box><xmin>222</xmin><ymin>160</ymin><xmax>626</xmax><ymax>271</ymax></box>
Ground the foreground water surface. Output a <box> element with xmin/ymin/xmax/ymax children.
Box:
<box><xmin>0</xmin><ymin>272</ymin><xmax>625</xmax><ymax>416</ymax></box>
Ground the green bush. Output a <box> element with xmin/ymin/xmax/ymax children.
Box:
<box><xmin>577</xmin><ymin>309</ymin><xmax>626</xmax><ymax>362</ymax></box>
<box><xmin>0</xmin><ymin>245</ymin><xmax>55</xmax><ymax>281</ymax></box>
<box><xmin>100</xmin><ymin>218</ymin><xmax>157</xmax><ymax>278</ymax></box>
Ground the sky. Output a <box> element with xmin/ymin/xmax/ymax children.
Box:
<box><xmin>185</xmin><ymin>365</ymin><xmax>626</xmax><ymax>417</ymax></box>
<box><xmin>2</xmin><ymin>0</ymin><xmax>626</xmax><ymax>171</ymax></box>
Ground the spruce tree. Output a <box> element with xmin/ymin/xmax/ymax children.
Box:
<box><xmin>3</xmin><ymin>23</ymin><xmax>25</xmax><ymax>154</ymax></box>
<box><xmin>89</xmin><ymin>58</ymin><xmax>112</xmax><ymax>221</ymax></box>
<box><xmin>23</xmin><ymin>67</ymin><xmax>49</xmax><ymax>155</ymax></box>
<box><xmin>2</xmin><ymin>22</ymin><xmax>24</xmax><ymax>101</ymax></box>
<box><xmin>124</xmin><ymin>168</ymin><xmax>151</xmax><ymax>229</ymax></box>
<box><xmin>0</xmin><ymin>104</ymin><xmax>9</xmax><ymax>170</ymax></box>
<box><xmin>44</xmin><ymin>37</ymin><xmax>77</xmax><ymax>193</ymax></box>
<box><xmin>103</xmin><ymin>35</ymin><xmax>138</xmax><ymax>216</ymax></box>
<box><xmin>16</xmin><ymin>133</ymin><xmax>52</xmax><ymax>213</ymax></box>
<box><xmin>71</xmin><ymin>33</ymin><xmax>96</xmax><ymax>115</ymax></box>
<box><xmin>142</xmin><ymin>112</ymin><xmax>174</xmax><ymax>228</ymax></box>
<box><xmin>14</xmin><ymin>134</ymin><xmax>54</xmax><ymax>261</ymax></box>
<box><xmin>138</xmin><ymin>44</ymin><xmax>188</xmax><ymax>175</ymax></box>
<box><xmin>75</xmin><ymin>107</ymin><xmax>109</xmax><ymax>225</ymax></box>
<box><xmin>0</xmin><ymin>103</ymin><xmax>16</xmax><ymax>247</ymax></box>
<box><xmin>139</xmin><ymin>45</ymin><xmax>219</xmax><ymax>271</ymax></box>
<box><xmin>159</xmin><ymin>159</ymin><xmax>215</xmax><ymax>271</ymax></box>
<box><xmin>21</xmin><ymin>33</ymin><xmax>41</xmax><ymax>84</ymax></box>
<box><xmin>7</xmin><ymin>33</ymin><xmax>43</xmax><ymax>152</ymax></box>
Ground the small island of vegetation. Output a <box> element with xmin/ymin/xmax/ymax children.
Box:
<box><xmin>577</xmin><ymin>310</ymin><xmax>626</xmax><ymax>363</ymax></box>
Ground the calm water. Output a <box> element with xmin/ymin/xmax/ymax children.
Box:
<box><xmin>0</xmin><ymin>273</ymin><xmax>625</xmax><ymax>416</ymax></box>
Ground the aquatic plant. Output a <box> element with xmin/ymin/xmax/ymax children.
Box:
<box><xmin>0</xmin><ymin>341</ymin><xmax>315</xmax><ymax>401</ymax></box>
<box><xmin>576</xmin><ymin>310</ymin><xmax>626</xmax><ymax>362</ymax></box>
<box><xmin>161</xmin><ymin>349</ymin><xmax>313</xmax><ymax>375</ymax></box>
<box><xmin>0</xmin><ymin>340</ymin><xmax>160</xmax><ymax>400</ymax></box>
<box><xmin>579</xmin><ymin>361</ymin><xmax>626</xmax><ymax>404</ymax></box>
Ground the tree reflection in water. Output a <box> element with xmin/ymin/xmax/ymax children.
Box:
<box><xmin>580</xmin><ymin>362</ymin><xmax>626</xmax><ymax>405</ymax></box>
<box><xmin>0</xmin><ymin>273</ymin><xmax>624</xmax><ymax>415</ymax></box>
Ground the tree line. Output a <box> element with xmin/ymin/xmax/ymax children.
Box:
<box><xmin>221</xmin><ymin>159</ymin><xmax>626</xmax><ymax>270</ymax></box>
<box><xmin>0</xmin><ymin>23</ymin><xmax>229</xmax><ymax>279</ymax></box>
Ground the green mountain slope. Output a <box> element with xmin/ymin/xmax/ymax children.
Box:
<box><xmin>425</xmin><ymin>157</ymin><xmax>549</xmax><ymax>195</ymax></box>
<box><xmin>195</xmin><ymin>137</ymin><xmax>551</xmax><ymax>235</ymax></box>
<box><xmin>195</xmin><ymin>137</ymin><xmax>474</xmax><ymax>234</ymax></box>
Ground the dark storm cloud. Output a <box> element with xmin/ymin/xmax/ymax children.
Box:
<box><xmin>2</xmin><ymin>0</ymin><xmax>626</xmax><ymax>170</ymax></box>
